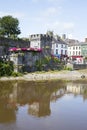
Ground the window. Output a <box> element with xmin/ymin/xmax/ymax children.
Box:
<box><xmin>56</xmin><ymin>49</ymin><xmax>58</xmax><ymax>54</ymax></box>
<box><xmin>56</xmin><ymin>43</ymin><xmax>58</xmax><ymax>48</ymax></box>
<box><xmin>73</xmin><ymin>47</ymin><xmax>75</xmax><ymax>50</ymax></box>
<box><xmin>65</xmin><ymin>50</ymin><xmax>67</xmax><ymax>55</ymax></box>
<box><xmin>65</xmin><ymin>45</ymin><xmax>67</xmax><ymax>48</ymax></box>
<box><xmin>61</xmin><ymin>44</ymin><xmax>63</xmax><ymax>48</ymax></box>
<box><xmin>76</xmin><ymin>51</ymin><xmax>77</xmax><ymax>55</ymax></box>
<box><xmin>73</xmin><ymin>51</ymin><xmax>75</xmax><ymax>55</ymax></box>
<box><xmin>79</xmin><ymin>51</ymin><xmax>81</xmax><ymax>55</ymax></box>
<box><xmin>76</xmin><ymin>46</ymin><xmax>78</xmax><ymax>50</ymax></box>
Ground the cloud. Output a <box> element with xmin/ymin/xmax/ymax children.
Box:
<box><xmin>0</xmin><ymin>11</ymin><xmax>25</xmax><ymax>19</ymax></box>
<box><xmin>33</xmin><ymin>6</ymin><xmax>62</xmax><ymax>22</ymax></box>
<box><xmin>43</xmin><ymin>21</ymin><xmax>75</xmax><ymax>36</ymax></box>
<box><xmin>67</xmin><ymin>34</ymin><xmax>73</xmax><ymax>39</ymax></box>
<box><xmin>63</xmin><ymin>22</ymin><xmax>74</xmax><ymax>29</ymax></box>
<box><xmin>43</xmin><ymin>7</ymin><xmax>57</xmax><ymax>17</ymax></box>
<box><xmin>45</xmin><ymin>21</ymin><xmax>74</xmax><ymax>30</ymax></box>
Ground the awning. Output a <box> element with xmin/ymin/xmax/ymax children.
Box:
<box><xmin>72</xmin><ymin>56</ymin><xmax>83</xmax><ymax>58</ymax></box>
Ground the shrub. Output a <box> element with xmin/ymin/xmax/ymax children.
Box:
<box><xmin>11</xmin><ymin>72</ymin><xmax>22</xmax><ymax>77</ymax></box>
<box><xmin>0</xmin><ymin>61</ymin><xmax>14</xmax><ymax>76</ymax></box>
<box><xmin>64</xmin><ymin>66</ymin><xmax>73</xmax><ymax>71</ymax></box>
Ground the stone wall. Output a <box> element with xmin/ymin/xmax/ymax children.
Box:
<box><xmin>10</xmin><ymin>51</ymin><xmax>41</xmax><ymax>72</ymax></box>
<box><xmin>73</xmin><ymin>64</ymin><xmax>87</xmax><ymax>70</ymax></box>
<box><xmin>0</xmin><ymin>37</ymin><xmax>30</xmax><ymax>57</ymax></box>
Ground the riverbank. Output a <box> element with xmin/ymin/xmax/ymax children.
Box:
<box><xmin>0</xmin><ymin>69</ymin><xmax>87</xmax><ymax>81</ymax></box>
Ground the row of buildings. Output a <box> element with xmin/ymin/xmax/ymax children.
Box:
<box><xmin>29</xmin><ymin>32</ymin><xmax>87</xmax><ymax>64</ymax></box>
<box><xmin>1</xmin><ymin>31</ymin><xmax>87</xmax><ymax>72</ymax></box>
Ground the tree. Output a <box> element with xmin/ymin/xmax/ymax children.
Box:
<box><xmin>0</xmin><ymin>15</ymin><xmax>21</xmax><ymax>38</ymax></box>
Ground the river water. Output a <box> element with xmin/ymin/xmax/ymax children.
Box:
<box><xmin>0</xmin><ymin>80</ymin><xmax>87</xmax><ymax>130</ymax></box>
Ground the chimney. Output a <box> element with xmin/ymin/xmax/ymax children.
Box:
<box><xmin>62</xmin><ymin>34</ymin><xmax>66</xmax><ymax>40</ymax></box>
<box><xmin>85</xmin><ymin>38</ymin><xmax>87</xmax><ymax>42</ymax></box>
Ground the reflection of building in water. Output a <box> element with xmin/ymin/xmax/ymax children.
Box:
<box><xmin>67</xmin><ymin>84</ymin><xmax>81</xmax><ymax>95</ymax></box>
<box><xmin>9</xmin><ymin>83</ymin><xmax>18</xmax><ymax>104</ymax></box>
<box><xmin>7</xmin><ymin>82</ymin><xmax>66</xmax><ymax>117</ymax></box>
<box><xmin>66</xmin><ymin>83</ymin><xmax>87</xmax><ymax>100</ymax></box>
<box><xmin>50</xmin><ymin>88</ymin><xmax>66</xmax><ymax>102</ymax></box>
<box><xmin>0</xmin><ymin>83</ymin><xmax>18</xmax><ymax>123</ymax></box>
<box><xmin>28</xmin><ymin>100</ymin><xmax>50</xmax><ymax>117</ymax></box>
<box><xmin>0</xmin><ymin>100</ymin><xmax>16</xmax><ymax>123</ymax></box>
<box><xmin>0</xmin><ymin>81</ymin><xmax>68</xmax><ymax>119</ymax></box>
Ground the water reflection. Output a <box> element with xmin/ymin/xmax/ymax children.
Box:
<box><xmin>0</xmin><ymin>81</ymin><xmax>87</xmax><ymax>124</ymax></box>
<box><xmin>66</xmin><ymin>83</ymin><xmax>87</xmax><ymax>100</ymax></box>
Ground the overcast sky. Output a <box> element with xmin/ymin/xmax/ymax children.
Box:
<box><xmin>0</xmin><ymin>0</ymin><xmax>87</xmax><ymax>41</ymax></box>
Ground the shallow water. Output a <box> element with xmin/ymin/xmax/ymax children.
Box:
<box><xmin>0</xmin><ymin>81</ymin><xmax>87</xmax><ymax>130</ymax></box>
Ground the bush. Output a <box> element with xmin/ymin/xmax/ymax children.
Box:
<box><xmin>35</xmin><ymin>60</ymin><xmax>43</xmax><ymax>71</ymax></box>
<box><xmin>0</xmin><ymin>61</ymin><xmax>14</xmax><ymax>76</ymax></box>
<box><xmin>64</xmin><ymin>66</ymin><xmax>73</xmax><ymax>71</ymax></box>
<box><xmin>11</xmin><ymin>72</ymin><xmax>22</xmax><ymax>77</ymax></box>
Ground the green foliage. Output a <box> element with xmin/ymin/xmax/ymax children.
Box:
<box><xmin>0</xmin><ymin>61</ymin><xmax>14</xmax><ymax>76</ymax></box>
<box><xmin>52</xmin><ymin>57</ymin><xmax>60</xmax><ymax>63</ymax></box>
<box><xmin>35</xmin><ymin>57</ymin><xmax>51</xmax><ymax>71</ymax></box>
<box><xmin>35</xmin><ymin>60</ymin><xmax>43</xmax><ymax>71</ymax></box>
<box><xmin>85</xmin><ymin>57</ymin><xmax>87</xmax><ymax>60</ymax></box>
<box><xmin>43</xmin><ymin>56</ymin><xmax>51</xmax><ymax>64</ymax></box>
<box><xmin>35</xmin><ymin>56</ymin><xmax>62</xmax><ymax>71</ymax></box>
<box><xmin>0</xmin><ymin>15</ymin><xmax>21</xmax><ymax>38</ymax></box>
<box><xmin>11</xmin><ymin>72</ymin><xmax>22</xmax><ymax>77</ymax></box>
<box><xmin>64</xmin><ymin>66</ymin><xmax>73</xmax><ymax>71</ymax></box>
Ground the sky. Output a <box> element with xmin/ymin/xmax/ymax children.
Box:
<box><xmin>0</xmin><ymin>0</ymin><xmax>87</xmax><ymax>41</ymax></box>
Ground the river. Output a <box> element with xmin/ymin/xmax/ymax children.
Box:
<box><xmin>0</xmin><ymin>80</ymin><xmax>87</xmax><ymax>130</ymax></box>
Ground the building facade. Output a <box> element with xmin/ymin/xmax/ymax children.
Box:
<box><xmin>52</xmin><ymin>35</ymin><xmax>68</xmax><ymax>59</ymax></box>
<box><xmin>29</xmin><ymin>34</ymin><xmax>52</xmax><ymax>57</ymax></box>
<box><xmin>68</xmin><ymin>43</ymin><xmax>83</xmax><ymax>64</ymax></box>
<box><xmin>81</xmin><ymin>42</ymin><xmax>87</xmax><ymax>57</ymax></box>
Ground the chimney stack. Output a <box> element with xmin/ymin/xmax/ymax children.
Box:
<box><xmin>62</xmin><ymin>34</ymin><xmax>66</xmax><ymax>40</ymax></box>
<box><xmin>85</xmin><ymin>38</ymin><xmax>87</xmax><ymax>42</ymax></box>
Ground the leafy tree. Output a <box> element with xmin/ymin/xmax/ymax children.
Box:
<box><xmin>0</xmin><ymin>15</ymin><xmax>21</xmax><ymax>38</ymax></box>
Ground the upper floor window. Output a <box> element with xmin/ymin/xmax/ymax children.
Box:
<box><xmin>76</xmin><ymin>46</ymin><xmax>78</xmax><ymax>50</ymax></box>
<box><xmin>65</xmin><ymin>45</ymin><xmax>67</xmax><ymax>48</ymax></box>
<box><xmin>79</xmin><ymin>51</ymin><xmax>81</xmax><ymax>55</ymax></box>
<box><xmin>73</xmin><ymin>51</ymin><xmax>75</xmax><ymax>55</ymax></box>
<box><xmin>65</xmin><ymin>50</ymin><xmax>67</xmax><ymax>55</ymax></box>
<box><xmin>73</xmin><ymin>47</ymin><xmax>75</xmax><ymax>50</ymax></box>
<box><xmin>61</xmin><ymin>44</ymin><xmax>63</xmax><ymax>48</ymax></box>
<box><xmin>56</xmin><ymin>43</ymin><xmax>58</xmax><ymax>48</ymax></box>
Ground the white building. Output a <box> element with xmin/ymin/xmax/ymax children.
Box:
<box><xmin>29</xmin><ymin>33</ymin><xmax>68</xmax><ymax>59</ymax></box>
<box><xmin>68</xmin><ymin>43</ymin><xmax>83</xmax><ymax>64</ymax></box>
<box><xmin>29</xmin><ymin>34</ymin><xmax>52</xmax><ymax>57</ymax></box>
<box><xmin>52</xmin><ymin>35</ymin><xmax>68</xmax><ymax>59</ymax></box>
<box><xmin>68</xmin><ymin>44</ymin><xmax>81</xmax><ymax>57</ymax></box>
<box><xmin>29</xmin><ymin>34</ymin><xmax>41</xmax><ymax>49</ymax></box>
